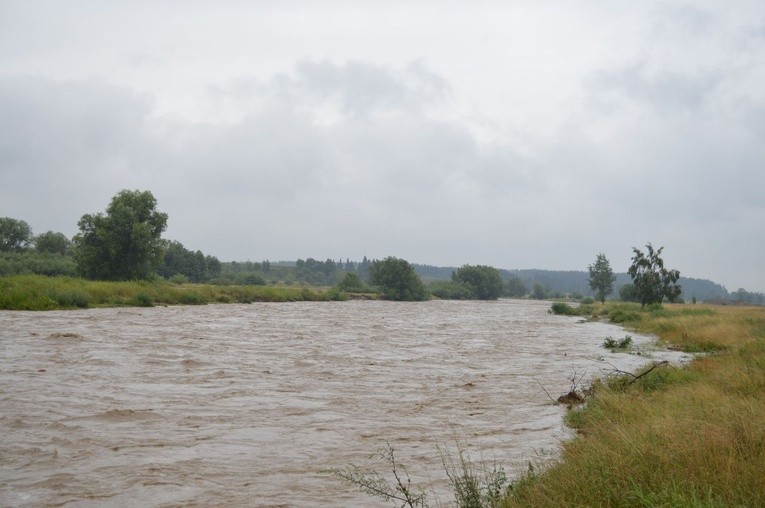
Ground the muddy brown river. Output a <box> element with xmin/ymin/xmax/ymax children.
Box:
<box><xmin>0</xmin><ymin>299</ymin><xmax>690</xmax><ymax>506</ymax></box>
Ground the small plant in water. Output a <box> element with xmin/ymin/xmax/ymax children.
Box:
<box><xmin>329</xmin><ymin>440</ymin><xmax>512</xmax><ymax>508</ymax></box>
<box><xmin>603</xmin><ymin>335</ymin><xmax>633</xmax><ymax>350</ymax></box>
<box><xmin>328</xmin><ymin>441</ymin><xmax>428</xmax><ymax>507</ymax></box>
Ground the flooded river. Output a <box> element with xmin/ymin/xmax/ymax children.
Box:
<box><xmin>0</xmin><ymin>299</ymin><xmax>689</xmax><ymax>506</ymax></box>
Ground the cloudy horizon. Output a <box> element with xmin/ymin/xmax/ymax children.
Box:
<box><xmin>2</xmin><ymin>1</ymin><xmax>764</xmax><ymax>292</ymax></box>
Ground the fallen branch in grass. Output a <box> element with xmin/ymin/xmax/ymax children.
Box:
<box><xmin>608</xmin><ymin>361</ymin><xmax>670</xmax><ymax>385</ymax></box>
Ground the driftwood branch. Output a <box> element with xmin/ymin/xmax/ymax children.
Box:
<box><xmin>533</xmin><ymin>377</ymin><xmax>557</xmax><ymax>403</ymax></box>
<box><xmin>534</xmin><ymin>371</ymin><xmax>589</xmax><ymax>405</ymax></box>
<box><xmin>610</xmin><ymin>360</ymin><xmax>669</xmax><ymax>385</ymax></box>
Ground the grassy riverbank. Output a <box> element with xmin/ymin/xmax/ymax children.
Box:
<box><xmin>0</xmin><ymin>274</ymin><xmax>348</xmax><ymax>310</ymax></box>
<box><xmin>504</xmin><ymin>302</ymin><xmax>765</xmax><ymax>507</ymax></box>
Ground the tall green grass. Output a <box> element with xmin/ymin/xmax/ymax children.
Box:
<box><xmin>0</xmin><ymin>274</ymin><xmax>345</xmax><ymax>310</ymax></box>
<box><xmin>504</xmin><ymin>303</ymin><xmax>765</xmax><ymax>507</ymax></box>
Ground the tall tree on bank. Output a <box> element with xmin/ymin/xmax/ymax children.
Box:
<box><xmin>0</xmin><ymin>217</ymin><xmax>33</xmax><ymax>252</ymax></box>
<box><xmin>588</xmin><ymin>253</ymin><xmax>616</xmax><ymax>303</ymax></box>
<box><xmin>35</xmin><ymin>231</ymin><xmax>71</xmax><ymax>255</ymax></box>
<box><xmin>628</xmin><ymin>243</ymin><xmax>682</xmax><ymax>306</ymax></box>
<box><xmin>73</xmin><ymin>190</ymin><xmax>168</xmax><ymax>280</ymax></box>
<box><xmin>369</xmin><ymin>256</ymin><xmax>429</xmax><ymax>301</ymax></box>
<box><xmin>452</xmin><ymin>264</ymin><xmax>504</xmax><ymax>300</ymax></box>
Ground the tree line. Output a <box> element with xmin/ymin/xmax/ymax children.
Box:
<box><xmin>0</xmin><ymin>191</ymin><xmax>221</xmax><ymax>283</ymax></box>
<box><xmin>2</xmin><ymin>189</ymin><xmax>762</xmax><ymax>304</ymax></box>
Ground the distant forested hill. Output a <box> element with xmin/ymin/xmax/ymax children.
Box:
<box><xmin>507</xmin><ymin>270</ymin><xmax>729</xmax><ymax>302</ymax></box>
<box><xmin>412</xmin><ymin>264</ymin><xmax>731</xmax><ymax>302</ymax></box>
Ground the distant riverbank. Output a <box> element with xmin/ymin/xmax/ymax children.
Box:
<box><xmin>0</xmin><ymin>274</ymin><xmax>359</xmax><ymax>310</ymax></box>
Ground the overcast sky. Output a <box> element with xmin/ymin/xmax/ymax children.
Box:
<box><xmin>2</xmin><ymin>1</ymin><xmax>764</xmax><ymax>291</ymax></box>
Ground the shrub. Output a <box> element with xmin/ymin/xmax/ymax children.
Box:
<box><xmin>429</xmin><ymin>280</ymin><xmax>474</xmax><ymax>300</ymax></box>
<box><xmin>452</xmin><ymin>264</ymin><xmax>504</xmax><ymax>300</ymax></box>
<box><xmin>336</xmin><ymin>272</ymin><xmax>366</xmax><ymax>292</ymax></box>
<box><xmin>325</xmin><ymin>287</ymin><xmax>349</xmax><ymax>301</ymax></box>
<box><xmin>608</xmin><ymin>307</ymin><xmax>641</xmax><ymax>323</ymax></box>
<box><xmin>369</xmin><ymin>257</ymin><xmax>429</xmax><ymax>301</ymax></box>
<box><xmin>131</xmin><ymin>293</ymin><xmax>154</xmax><ymax>307</ymax></box>
<box><xmin>550</xmin><ymin>302</ymin><xmax>576</xmax><ymax>315</ymax></box>
<box><xmin>240</xmin><ymin>273</ymin><xmax>266</xmax><ymax>285</ymax></box>
<box><xmin>0</xmin><ymin>251</ymin><xmax>77</xmax><ymax>277</ymax></box>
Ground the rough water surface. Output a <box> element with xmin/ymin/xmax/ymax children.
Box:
<box><xmin>0</xmin><ymin>300</ymin><xmax>690</xmax><ymax>506</ymax></box>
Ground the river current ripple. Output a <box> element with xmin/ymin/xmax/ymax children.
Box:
<box><xmin>0</xmin><ymin>300</ymin><xmax>689</xmax><ymax>506</ymax></box>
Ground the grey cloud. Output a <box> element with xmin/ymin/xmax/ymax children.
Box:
<box><xmin>0</xmin><ymin>74</ymin><xmax>157</xmax><ymax>235</ymax></box>
<box><xmin>0</xmin><ymin>75</ymin><xmax>152</xmax><ymax>166</ymax></box>
<box><xmin>651</xmin><ymin>4</ymin><xmax>717</xmax><ymax>37</ymax></box>
<box><xmin>588</xmin><ymin>62</ymin><xmax>721</xmax><ymax>114</ymax></box>
<box><xmin>0</xmin><ymin>69</ymin><xmax>537</xmax><ymax>265</ymax></box>
<box><xmin>210</xmin><ymin>59</ymin><xmax>449</xmax><ymax>118</ymax></box>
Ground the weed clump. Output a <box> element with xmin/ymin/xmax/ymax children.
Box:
<box><xmin>602</xmin><ymin>335</ymin><xmax>633</xmax><ymax>351</ymax></box>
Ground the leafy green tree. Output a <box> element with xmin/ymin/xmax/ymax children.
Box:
<box><xmin>73</xmin><ymin>190</ymin><xmax>168</xmax><ymax>280</ymax></box>
<box><xmin>628</xmin><ymin>243</ymin><xmax>682</xmax><ymax>306</ymax></box>
<box><xmin>369</xmin><ymin>256</ymin><xmax>429</xmax><ymax>301</ymax></box>
<box><xmin>35</xmin><ymin>231</ymin><xmax>71</xmax><ymax>255</ymax></box>
<box><xmin>336</xmin><ymin>272</ymin><xmax>366</xmax><ymax>292</ymax></box>
<box><xmin>0</xmin><ymin>217</ymin><xmax>33</xmax><ymax>252</ymax></box>
<box><xmin>588</xmin><ymin>253</ymin><xmax>616</xmax><ymax>303</ymax></box>
<box><xmin>157</xmin><ymin>240</ymin><xmax>220</xmax><ymax>282</ymax></box>
<box><xmin>207</xmin><ymin>255</ymin><xmax>222</xmax><ymax>279</ymax></box>
<box><xmin>295</xmin><ymin>257</ymin><xmax>335</xmax><ymax>285</ymax></box>
<box><xmin>452</xmin><ymin>264</ymin><xmax>503</xmax><ymax>300</ymax></box>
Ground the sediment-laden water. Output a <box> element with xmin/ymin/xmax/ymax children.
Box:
<box><xmin>0</xmin><ymin>300</ymin><xmax>690</xmax><ymax>506</ymax></box>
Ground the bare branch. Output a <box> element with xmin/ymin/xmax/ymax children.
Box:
<box><xmin>607</xmin><ymin>361</ymin><xmax>670</xmax><ymax>384</ymax></box>
<box><xmin>533</xmin><ymin>377</ymin><xmax>557</xmax><ymax>403</ymax></box>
